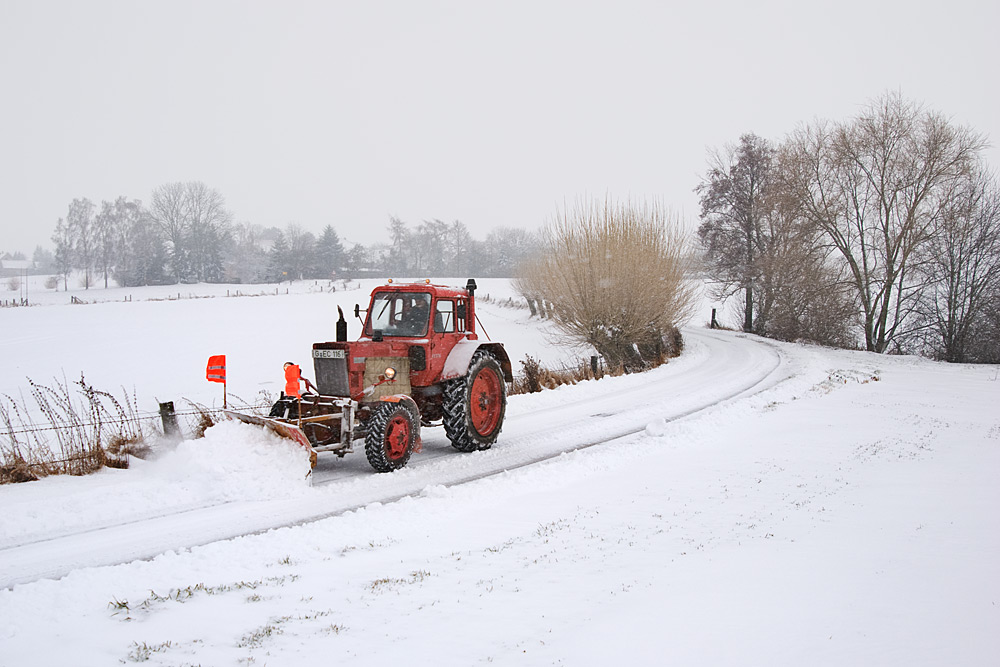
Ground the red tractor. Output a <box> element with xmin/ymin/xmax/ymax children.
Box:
<box><xmin>229</xmin><ymin>279</ymin><xmax>511</xmax><ymax>472</ymax></box>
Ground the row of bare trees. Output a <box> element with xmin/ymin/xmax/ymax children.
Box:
<box><xmin>384</xmin><ymin>217</ymin><xmax>537</xmax><ymax>278</ymax></box>
<box><xmin>48</xmin><ymin>182</ymin><xmax>541</xmax><ymax>288</ymax></box>
<box><xmin>51</xmin><ymin>182</ymin><xmax>230</xmax><ymax>289</ymax></box>
<box><xmin>698</xmin><ymin>92</ymin><xmax>999</xmax><ymax>362</ymax></box>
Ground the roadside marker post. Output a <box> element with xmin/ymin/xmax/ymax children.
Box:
<box><xmin>206</xmin><ymin>354</ymin><xmax>227</xmax><ymax>408</ymax></box>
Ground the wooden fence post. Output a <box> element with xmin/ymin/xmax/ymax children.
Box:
<box><xmin>159</xmin><ymin>401</ymin><xmax>180</xmax><ymax>438</ymax></box>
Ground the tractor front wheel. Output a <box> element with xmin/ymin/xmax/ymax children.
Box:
<box><xmin>443</xmin><ymin>351</ymin><xmax>506</xmax><ymax>452</ymax></box>
<box><xmin>364</xmin><ymin>402</ymin><xmax>418</xmax><ymax>472</ymax></box>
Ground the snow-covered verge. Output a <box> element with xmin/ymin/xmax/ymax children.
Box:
<box><xmin>1</xmin><ymin>335</ymin><xmax>997</xmax><ymax>665</ymax></box>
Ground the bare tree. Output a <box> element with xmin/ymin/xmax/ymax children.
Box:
<box><xmin>225</xmin><ymin>222</ymin><xmax>268</xmax><ymax>283</ymax></box>
<box><xmin>484</xmin><ymin>226</ymin><xmax>537</xmax><ymax>277</ymax></box>
<box><xmin>51</xmin><ymin>217</ymin><xmax>73</xmax><ymax>291</ymax></box>
<box><xmin>93</xmin><ymin>200</ymin><xmax>117</xmax><ymax>288</ymax></box>
<box><xmin>184</xmin><ymin>182</ymin><xmax>232</xmax><ymax>282</ymax></box>
<box><xmin>114</xmin><ymin>198</ymin><xmax>166</xmax><ymax>287</ymax></box>
<box><xmin>968</xmin><ymin>294</ymin><xmax>1000</xmax><ymax>363</ymax></box>
<box><xmin>783</xmin><ymin>93</ymin><xmax>987</xmax><ymax>352</ymax></box>
<box><xmin>517</xmin><ymin>199</ymin><xmax>696</xmax><ymax>371</ymax></box>
<box><xmin>67</xmin><ymin>198</ymin><xmax>95</xmax><ymax>289</ymax></box>
<box><xmin>284</xmin><ymin>223</ymin><xmax>316</xmax><ymax>280</ymax></box>
<box><xmin>917</xmin><ymin>168</ymin><xmax>1000</xmax><ymax>361</ymax></box>
<box><xmin>449</xmin><ymin>220</ymin><xmax>473</xmax><ymax>276</ymax></box>
<box><xmin>416</xmin><ymin>219</ymin><xmax>449</xmax><ymax>275</ymax></box>
<box><xmin>386</xmin><ymin>217</ymin><xmax>410</xmax><ymax>273</ymax></box>
<box><xmin>697</xmin><ymin>133</ymin><xmax>775</xmax><ymax>332</ymax></box>
<box><xmin>149</xmin><ymin>182</ymin><xmax>188</xmax><ymax>283</ymax></box>
<box><xmin>754</xmin><ymin>191</ymin><xmax>860</xmax><ymax>347</ymax></box>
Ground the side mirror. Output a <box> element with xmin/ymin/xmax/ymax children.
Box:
<box><xmin>457</xmin><ymin>303</ymin><xmax>467</xmax><ymax>320</ymax></box>
<box><xmin>354</xmin><ymin>303</ymin><xmax>362</xmax><ymax>321</ymax></box>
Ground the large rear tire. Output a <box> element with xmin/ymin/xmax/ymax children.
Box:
<box><xmin>364</xmin><ymin>402</ymin><xmax>418</xmax><ymax>472</ymax></box>
<box><xmin>443</xmin><ymin>351</ymin><xmax>506</xmax><ymax>452</ymax></box>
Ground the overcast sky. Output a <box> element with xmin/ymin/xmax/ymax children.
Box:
<box><xmin>1</xmin><ymin>0</ymin><xmax>998</xmax><ymax>254</ymax></box>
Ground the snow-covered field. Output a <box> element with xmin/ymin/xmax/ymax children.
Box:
<box><xmin>1</xmin><ymin>278</ymin><xmax>998</xmax><ymax>666</ymax></box>
<box><xmin>1</xmin><ymin>277</ymin><xmax>580</xmax><ymax>413</ymax></box>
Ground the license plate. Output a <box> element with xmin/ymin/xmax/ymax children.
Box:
<box><xmin>313</xmin><ymin>349</ymin><xmax>346</xmax><ymax>359</ymax></box>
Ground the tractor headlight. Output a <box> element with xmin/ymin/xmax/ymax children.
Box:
<box><xmin>384</xmin><ymin>367</ymin><xmax>397</xmax><ymax>380</ymax></box>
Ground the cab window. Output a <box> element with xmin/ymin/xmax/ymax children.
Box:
<box><xmin>367</xmin><ymin>292</ymin><xmax>431</xmax><ymax>337</ymax></box>
<box><xmin>434</xmin><ymin>299</ymin><xmax>455</xmax><ymax>333</ymax></box>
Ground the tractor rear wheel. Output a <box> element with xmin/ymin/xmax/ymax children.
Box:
<box><xmin>443</xmin><ymin>351</ymin><xmax>506</xmax><ymax>452</ymax></box>
<box><xmin>364</xmin><ymin>402</ymin><xmax>418</xmax><ymax>472</ymax></box>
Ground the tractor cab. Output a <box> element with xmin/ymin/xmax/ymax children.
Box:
<box><xmin>362</xmin><ymin>279</ymin><xmax>478</xmax><ymax>343</ymax></box>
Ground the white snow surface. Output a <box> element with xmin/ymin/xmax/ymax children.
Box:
<box><xmin>1</xmin><ymin>278</ymin><xmax>998</xmax><ymax>666</ymax></box>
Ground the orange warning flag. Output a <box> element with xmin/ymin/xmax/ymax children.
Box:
<box><xmin>206</xmin><ymin>355</ymin><xmax>226</xmax><ymax>383</ymax></box>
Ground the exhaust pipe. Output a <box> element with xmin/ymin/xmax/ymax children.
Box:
<box><xmin>337</xmin><ymin>306</ymin><xmax>348</xmax><ymax>342</ymax></box>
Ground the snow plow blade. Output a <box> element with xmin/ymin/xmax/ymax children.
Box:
<box><xmin>223</xmin><ymin>410</ymin><xmax>318</xmax><ymax>467</ymax></box>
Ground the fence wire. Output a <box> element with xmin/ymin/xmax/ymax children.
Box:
<box><xmin>0</xmin><ymin>407</ymin><xmax>231</xmax><ymax>439</ymax></box>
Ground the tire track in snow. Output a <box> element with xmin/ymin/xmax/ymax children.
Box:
<box><xmin>310</xmin><ymin>327</ymin><xmax>785</xmax><ymax>485</ymax></box>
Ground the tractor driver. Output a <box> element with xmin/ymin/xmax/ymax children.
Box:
<box><xmin>399</xmin><ymin>294</ymin><xmax>430</xmax><ymax>336</ymax></box>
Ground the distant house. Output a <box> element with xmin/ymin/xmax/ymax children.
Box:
<box><xmin>0</xmin><ymin>258</ymin><xmax>36</xmax><ymax>277</ymax></box>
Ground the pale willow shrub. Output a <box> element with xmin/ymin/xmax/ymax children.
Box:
<box><xmin>517</xmin><ymin>199</ymin><xmax>697</xmax><ymax>371</ymax></box>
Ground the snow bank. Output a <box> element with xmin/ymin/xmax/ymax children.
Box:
<box><xmin>0</xmin><ymin>421</ymin><xmax>312</xmax><ymax>549</ymax></box>
<box><xmin>149</xmin><ymin>421</ymin><xmax>313</xmax><ymax>501</ymax></box>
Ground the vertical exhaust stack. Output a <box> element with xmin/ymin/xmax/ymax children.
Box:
<box><xmin>336</xmin><ymin>306</ymin><xmax>348</xmax><ymax>342</ymax></box>
<box><xmin>466</xmin><ymin>279</ymin><xmax>478</xmax><ymax>337</ymax></box>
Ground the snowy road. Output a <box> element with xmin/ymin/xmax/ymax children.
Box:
<box><xmin>0</xmin><ymin>327</ymin><xmax>787</xmax><ymax>589</ymax></box>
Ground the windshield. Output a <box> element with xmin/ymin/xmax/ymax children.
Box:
<box><xmin>367</xmin><ymin>292</ymin><xmax>431</xmax><ymax>337</ymax></box>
